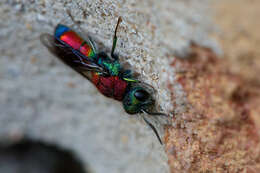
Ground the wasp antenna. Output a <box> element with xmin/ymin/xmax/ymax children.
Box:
<box><xmin>111</xmin><ymin>17</ymin><xmax>122</xmax><ymax>58</ymax></box>
<box><xmin>142</xmin><ymin>116</ymin><xmax>163</xmax><ymax>145</ymax></box>
<box><xmin>115</xmin><ymin>17</ymin><xmax>122</xmax><ymax>35</ymax></box>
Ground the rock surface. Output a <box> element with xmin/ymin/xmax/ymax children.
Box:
<box><xmin>165</xmin><ymin>0</ymin><xmax>260</xmax><ymax>172</ymax></box>
<box><xmin>3</xmin><ymin>0</ymin><xmax>257</xmax><ymax>173</ymax></box>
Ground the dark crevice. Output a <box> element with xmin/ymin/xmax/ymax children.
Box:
<box><xmin>0</xmin><ymin>139</ymin><xmax>89</xmax><ymax>173</ymax></box>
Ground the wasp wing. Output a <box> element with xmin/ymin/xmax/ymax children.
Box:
<box><xmin>40</xmin><ymin>33</ymin><xmax>108</xmax><ymax>79</ymax></box>
<box><xmin>76</xmin><ymin>30</ymin><xmax>98</xmax><ymax>54</ymax></box>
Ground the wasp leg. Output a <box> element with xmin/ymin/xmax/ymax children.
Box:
<box><xmin>122</xmin><ymin>77</ymin><xmax>161</xmax><ymax>95</ymax></box>
<box><xmin>121</xmin><ymin>70</ymin><xmax>139</xmax><ymax>82</ymax></box>
<box><xmin>111</xmin><ymin>53</ymin><xmax>119</xmax><ymax>60</ymax></box>
<box><xmin>122</xmin><ymin>69</ymin><xmax>132</xmax><ymax>78</ymax></box>
<box><xmin>123</xmin><ymin>78</ymin><xmax>139</xmax><ymax>83</ymax></box>
<box><xmin>111</xmin><ymin>17</ymin><xmax>122</xmax><ymax>60</ymax></box>
<box><xmin>142</xmin><ymin>116</ymin><xmax>163</xmax><ymax>145</ymax></box>
<box><xmin>97</xmin><ymin>52</ymin><xmax>109</xmax><ymax>59</ymax></box>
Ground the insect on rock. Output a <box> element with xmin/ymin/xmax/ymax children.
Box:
<box><xmin>40</xmin><ymin>15</ymin><xmax>169</xmax><ymax>144</ymax></box>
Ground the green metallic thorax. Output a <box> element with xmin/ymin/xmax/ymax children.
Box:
<box><xmin>97</xmin><ymin>57</ymin><xmax>121</xmax><ymax>76</ymax></box>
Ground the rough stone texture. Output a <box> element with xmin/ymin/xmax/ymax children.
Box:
<box><xmin>0</xmin><ymin>0</ymin><xmax>217</xmax><ymax>173</ymax></box>
<box><xmin>2</xmin><ymin>0</ymin><xmax>260</xmax><ymax>173</ymax></box>
<box><xmin>166</xmin><ymin>44</ymin><xmax>260</xmax><ymax>173</ymax></box>
<box><xmin>165</xmin><ymin>0</ymin><xmax>260</xmax><ymax>172</ymax></box>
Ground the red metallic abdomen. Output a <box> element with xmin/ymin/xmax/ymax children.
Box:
<box><xmin>91</xmin><ymin>73</ymin><xmax>128</xmax><ymax>101</ymax></box>
<box><xmin>59</xmin><ymin>30</ymin><xmax>95</xmax><ymax>57</ymax></box>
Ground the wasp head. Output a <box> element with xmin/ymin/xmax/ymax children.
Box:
<box><xmin>123</xmin><ymin>86</ymin><xmax>155</xmax><ymax>114</ymax></box>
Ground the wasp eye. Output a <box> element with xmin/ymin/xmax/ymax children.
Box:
<box><xmin>134</xmin><ymin>89</ymin><xmax>150</xmax><ymax>102</ymax></box>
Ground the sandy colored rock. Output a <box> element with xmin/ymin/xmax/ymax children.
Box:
<box><xmin>0</xmin><ymin>0</ymin><xmax>216</xmax><ymax>172</ymax></box>
<box><xmin>165</xmin><ymin>1</ymin><xmax>260</xmax><ymax>172</ymax></box>
<box><xmin>166</xmin><ymin>43</ymin><xmax>260</xmax><ymax>173</ymax></box>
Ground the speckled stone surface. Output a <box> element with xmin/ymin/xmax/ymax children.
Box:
<box><xmin>0</xmin><ymin>0</ymin><xmax>218</xmax><ymax>172</ymax></box>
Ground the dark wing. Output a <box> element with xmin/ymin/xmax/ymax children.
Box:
<box><xmin>40</xmin><ymin>33</ymin><xmax>108</xmax><ymax>79</ymax></box>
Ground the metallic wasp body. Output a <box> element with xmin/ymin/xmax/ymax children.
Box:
<box><xmin>41</xmin><ymin>17</ymin><xmax>168</xmax><ymax>144</ymax></box>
